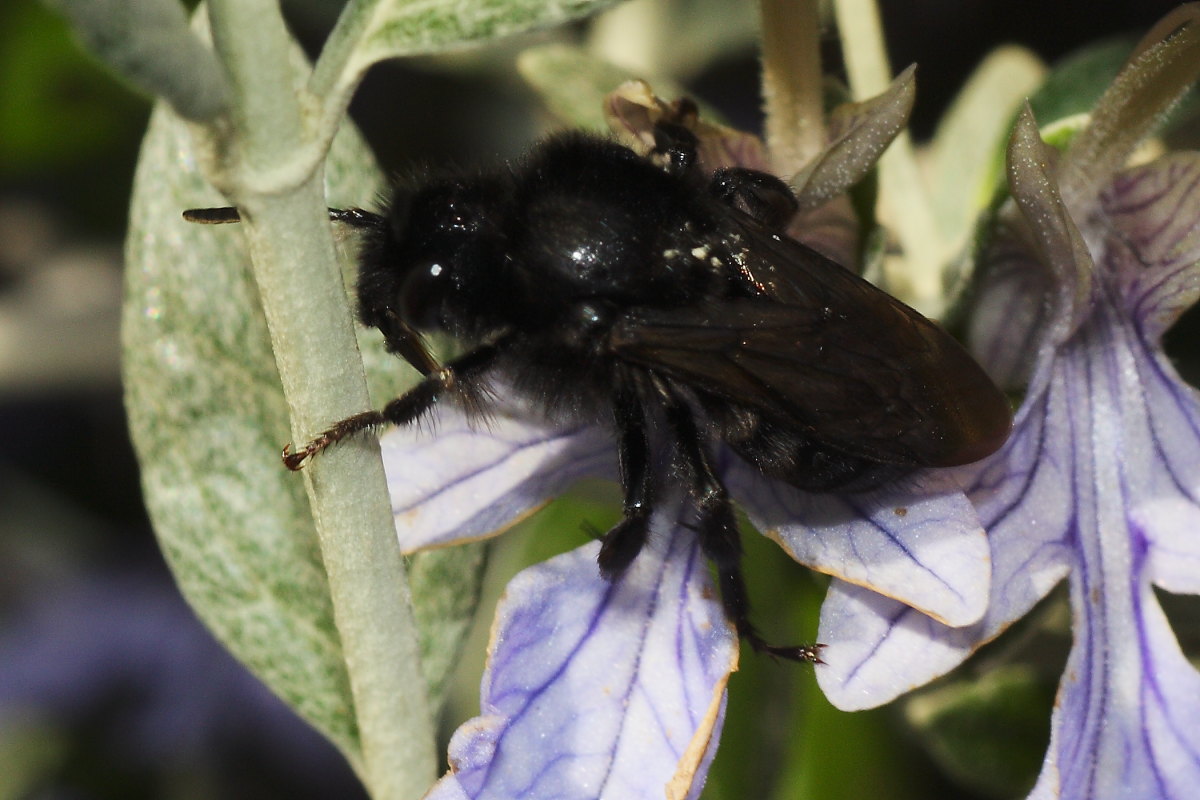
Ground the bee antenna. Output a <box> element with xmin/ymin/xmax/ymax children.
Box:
<box><xmin>181</xmin><ymin>207</ymin><xmax>383</xmax><ymax>227</ymax></box>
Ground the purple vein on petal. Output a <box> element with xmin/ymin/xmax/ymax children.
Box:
<box><xmin>382</xmin><ymin>414</ymin><xmax>616</xmax><ymax>551</ymax></box>
<box><xmin>427</xmin><ymin>500</ymin><xmax>735</xmax><ymax>800</ymax></box>
<box><xmin>1020</xmin><ymin>277</ymin><xmax>1200</xmax><ymax>799</ymax></box>
<box><xmin>387</xmin><ymin>424</ymin><xmax>597</xmax><ymax>515</ymax></box>
<box><xmin>729</xmin><ymin>458</ymin><xmax>989</xmax><ymax>627</ymax></box>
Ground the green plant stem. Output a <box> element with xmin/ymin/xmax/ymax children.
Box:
<box><xmin>205</xmin><ymin>1</ymin><xmax>437</xmax><ymax>797</ymax></box>
<box><xmin>237</xmin><ymin>182</ymin><xmax>438</xmax><ymax>800</ymax></box>
<box><xmin>759</xmin><ymin>0</ymin><xmax>825</xmax><ymax>175</ymax></box>
<box><xmin>833</xmin><ymin>0</ymin><xmax>945</xmax><ymax>315</ymax></box>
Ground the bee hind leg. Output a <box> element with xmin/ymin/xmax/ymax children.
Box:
<box><xmin>654</xmin><ymin>378</ymin><xmax>824</xmax><ymax>664</ymax></box>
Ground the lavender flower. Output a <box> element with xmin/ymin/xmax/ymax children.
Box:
<box><xmin>821</xmin><ymin>9</ymin><xmax>1200</xmax><ymax>798</ymax></box>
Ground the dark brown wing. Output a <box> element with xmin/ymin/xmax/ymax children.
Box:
<box><xmin>610</xmin><ymin>224</ymin><xmax>1011</xmax><ymax>467</ymax></box>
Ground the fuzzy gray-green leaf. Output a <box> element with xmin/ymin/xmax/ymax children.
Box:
<box><xmin>122</xmin><ymin>103</ymin><xmax>382</xmax><ymax>766</ymax></box>
<box><xmin>407</xmin><ymin>544</ymin><xmax>489</xmax><ymax>710</ymax></box>
<box><xmin>46</xmin><ymin>0</ymin><xmax>228</xmax><ymax>120</ymax></box>
<box><xmin>317</xmin><ymin>0</ymin><xmax>624</xmax><ymax>108</ymax></box>
<box><xmin>125</xmin><ymin>96</ymin><xmax>494</xmax><ymax>764</ymax></box>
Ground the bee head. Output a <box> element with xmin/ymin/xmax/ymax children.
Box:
<box><xmin>357</xmin><ymin>176</ymin><xmax>509</xmax><ymax>340</ymax></box>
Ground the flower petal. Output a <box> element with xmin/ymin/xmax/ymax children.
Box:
<box><xmin>381</xmin><ymin>407</ymin><xmax>614</xmax><ymax>552</ymax></box>
<box><xmin>954</xmin><ymin>15</ymin><xmax>1200</xmax><ymax>793</ymax></box>
<box><xmin>1101</xmin><ymin>153</ymin><xmax>1200</xmax><ymax>339</ymax></box>
<box><xmin>1131</xmin><ymin>349</ymin><xmax>1200</xmax><ymax>594</ymax></box>
<box><xmin>968</xmin><ymin>109</ymin><xmax>1097</xmax><ymax>388</ymax></box>
<box><xmin>854</xmin><ymin>319</ymin><xmax>1089</xmax><ymax>705</ymax></box>
<box><xmin>787</xmin><ymin>196</ymin><xmax>862</xmax><ymax>269</ymax></box>
<box><xmin>426</xmin><ymin>499</ymin><xmax>737</xmax><ymax>800</ymax></box>
<box><xmin>1097</xmin><ymin>274</ymin><xmax>1200</xmax><ymax>596</ymax></box>
<box><xmin>729</xmin><ymin>462</ymin><xmax>990</xmax><ymax>628</ymax></box>
<box><xmin>1025</xmin><ymin>390</ymin><xmax>1200</xmax><ymax>800</ymax></box>
<box><xmin>813</xmin><ymin>357</ymin><xmax>1078</xmax><ymax>710</ymax></box>
<box><xmin>1028</xmin><ymin>565</ymin><xmax>1200</xmax><ymax>800</ymax></box>
<box><xmin>966</xmin><ymin>213</ymin><xmax>1060</xmax><ymax>390</ymax></box>
<box><xmin>967</xmin><ymin>360</ymin><xmax>1076</xmax><ymax>637</ymax></box>
<box><xmin>1008</xmin><ymin>106</ymin><xmax>1096</xmax><ymax>338</ymax></box>
<box><xmin>814</xmin><ymin>580</ymin><xmax>984</xmax><ymax>711</ymax></box>
<box><xmin>1001</xmin><ymin>268</ymin><xmax>1200</xmax><ymax>797</ymax></box>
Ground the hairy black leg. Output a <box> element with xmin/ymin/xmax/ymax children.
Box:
<box><xmin>597</xmin><ymin>368</ymin><xmax>655</xmax><ymax>579</ymax></box>
<box><xmin>709</xmin><ymin>167</ymin><xmax>799</xmax><ymax>231</ymax></box>
<box><xmin>377</xmin><ymin>310</ymin><xmax>441</xmax><ymax>377</ymax></box>
<box><xmin>654</xmin><ymin>378</ymin><xmax>823</xmax><ymax>663</ymax></box>
<box><xmin>282</xmin><ymin>342</ymin><xmax>501</xmax><ymax>470</ymax></box>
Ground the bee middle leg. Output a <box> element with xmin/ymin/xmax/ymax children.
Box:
<box><xmin>654</xmin><ymin>378</ymin><xmax>823</xmax><ymax>663</ymax></box>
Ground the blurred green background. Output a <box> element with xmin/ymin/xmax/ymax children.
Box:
<box><xmin>0</xmin><ymin>1</ymin><xmax>1193</xmax><ymax>798</ymax></box>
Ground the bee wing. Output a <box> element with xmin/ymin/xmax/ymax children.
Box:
<box><xmin>611</xmin><ymin>230</ymin><xmax>1011</xmax><ymax>467</ymax></box>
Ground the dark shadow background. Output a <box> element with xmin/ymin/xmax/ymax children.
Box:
<box><xmin>0</xmin><ymin>0</ymin><xmax>1192</xmax><ymax>798</ymax></box>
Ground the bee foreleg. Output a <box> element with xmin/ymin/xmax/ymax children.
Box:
<box><xmin>281</xmin><ymin>342</ymin><xmax>500</xmax><ymax>470</ymax></box>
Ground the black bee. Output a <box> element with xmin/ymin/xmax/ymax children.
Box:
<box><xmin>186</xmin><ymin>117</ymin><xmax>1011</xmax><ymax>661</ymax></box>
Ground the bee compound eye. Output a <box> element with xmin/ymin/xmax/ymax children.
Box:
<box><xmin>399</xmin><ymin>261</ymin><xmax>450</xmax><ymax>330</ymax></box>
